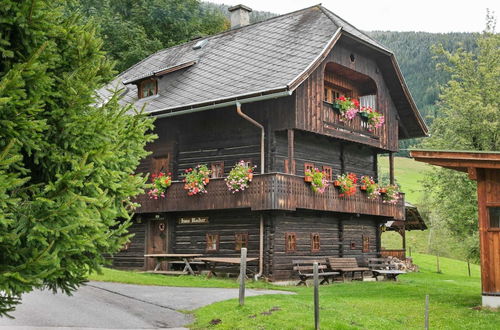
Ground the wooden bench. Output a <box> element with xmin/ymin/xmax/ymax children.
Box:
<box><xmin>328</xmin><ymin>258</ymin><xmax>370</xmax><ymax>281</ymax></box>
<box><xmin>292</xmin><ymin>259</ymin><xmax>339</xmax><ymax>286</ymax></box>
<box><xmin>368</xmin><ymin>258</ymin><xmax>406</xmax><ymax>281</ymax></box>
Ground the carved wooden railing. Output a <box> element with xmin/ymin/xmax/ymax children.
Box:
<box><xmin>322</xmin><ymin>102</ymin><xmax>381</xmax><ymax>138</ymax></box>
<box><xmin>135</xmin><ymin>173</ymin><xmax>405</xmax><ymax>220</ymax></box>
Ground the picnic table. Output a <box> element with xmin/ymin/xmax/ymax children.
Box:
<box><xmin>195</xmin><ymin>257</ymin><xmax>258</xmax><ymax>278</ymax></box>
<box><xmin>144</xmin><ymin>253</ymin><xmax>203</xmax><ymax>275</ymax></box>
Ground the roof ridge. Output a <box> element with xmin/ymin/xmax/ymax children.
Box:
<box><xmin>318</xmin><ymin>5</ymin><xmax>391</xmax><ymax>53</ymax></box>
<box><xmin>116</xmin><ymin>4</ymin><xmax>324</xmax><ymax>78</ymax></box>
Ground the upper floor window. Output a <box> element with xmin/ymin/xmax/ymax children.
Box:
<box><xmin>138</xmin><ymin>79</ymin><xmax>157</xmax><ymax>99</ymax></box>
<box><xmin>322</xmin><ymin>166</ymin><xmax>332</xmax><ymax>181</ymax></box>
<box><xmin>304</xmin><ymin>163</ymin><xmax>315</xmax><ymax>173</ymax></box>
<box><xmin>323</xmin><ymin>62</ymin><xmax>377</xmax><ymax>106</ymax></box>
<box><xmin>211</xmin><ymin>161</ymin><xmax>224</xmax><ymax>178</ymax></box>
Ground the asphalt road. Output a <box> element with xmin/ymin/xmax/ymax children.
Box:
<box><xmin>0</xmin><ymin>281</ymin><xmax>293</xmax><ymax>329</ymax></box>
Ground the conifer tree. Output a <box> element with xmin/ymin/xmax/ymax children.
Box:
<box><xmin>0</xmin><ymin>0</ymin><xmax>155</xmax><ymax>316</ymax></box>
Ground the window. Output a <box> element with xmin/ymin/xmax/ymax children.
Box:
<box><xmin>350</xmin><ymin>241</ymin><xmax>356</xmax><ymax>249</ymax></box>
<box><xmin>138</xmin><ymin>79</ymin><xmax>157</xmax><ymax>98</ymax></box>
<box><xmin>311</xmin><ymin>233</ymin><xmax>320</xmax><ymax>252</ymax></box>
<box><xmin>324</xmin><ymin>85</ymin><xmax>348</xmax><ymax>103</ymax></box>
<box><xmin>322</xmin><ymin>166</ymin><xmax>332</xmax><ymax>181</ymax></box>
<box><xmin>285</xmin><ymin>232</ymin><xmax>297</xmax><ymax>252</ymax></box>
<box><xmin>362</xmin><ymin>235</ymin><xmax>370</xmax><ymax>253</ymax></box>
<box><xmin>235</xmin><ymin>233</ymin><xmax>249</xmax><ymax>251</ymax></box>
<box><xmin>206</xmin><ymin>233</ymin><xmax>219</xmax><ymax>252</ymax></box>
<box><xmin>152</xmin><ymin>156</ymin><xmax>169</xmax><ymax>173</ymax></box>
<box><xmin>211</xmin><ymin>161</ymin><xmax>224</xmax><ymax>178</ymax></box>
<box><xmin>489</xmin><ymin>207</ymin><xmax>500</xmax><ymax>228</ymax></box>
<box><xmin>304</xmin><ymin>163</ymin><xmax>315</xmax><ymax>173</ymax></box>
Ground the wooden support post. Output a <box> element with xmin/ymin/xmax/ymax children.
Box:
<box><xmin>402</xmin><ymin>225</ymin><xmax>406</xmax><ymax>259</ymax></box>
<box><xmin>389</xmin><ymin>152</ymin><xmax>395</xmax><ymax>185</ymax></box>
<box><xmin>340</xmin><ymin>144</ymin><xmax>345</xmax><ymax>174</ymax></box>
<box><xmin>287</xmin><ymin>129</ymin><xmax>295</xmax><ymax>174</ymax></box>
<box><xmin>239</xmin><ymin>247</ymin><xmax>247</xmax><ymax>306</ymax></box>
<box><xmin>313</xmin><ymin>262</ymin><xmax>320</xmax><ymax>330</ymax></box>
<box><xmin>425</xmin><ymin>295</ymin><xmax>429</xmax><ymax>330</ymax></box>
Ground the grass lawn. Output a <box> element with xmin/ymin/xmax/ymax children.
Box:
<box><xmin>88</xmin><ymin>267</ymin><xmax>279</xmax><ymax>290</ymax></box>
<box><xmin>190</xmin><ymin>253</ymin><xmax>499</xmax><ymax>329</ymax></box>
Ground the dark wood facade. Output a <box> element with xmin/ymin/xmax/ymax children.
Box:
<box><xmin>109</xmin><ymin>34</ymin><xmax>424</xmax><ymax>281</ymax></box>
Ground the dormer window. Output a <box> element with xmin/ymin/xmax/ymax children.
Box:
<box><xmin>138</xmin><ymin>79</ymin><xmax>157</xmax><ymax>99</ymax></box>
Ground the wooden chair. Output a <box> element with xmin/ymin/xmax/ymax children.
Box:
<box><xmin>292</xmin><ymin>259</ymin><xmax>339</xmax><ymax>286</ymax></box>
<box><xmin>327</xmin><ymin>257</ymin><xmax>370</xmax><ymax>281</ymax></box>
<box><xmin>368</xmin><ymin>258</ymin><xmax>406</xmax><ymax>281</ymax></box>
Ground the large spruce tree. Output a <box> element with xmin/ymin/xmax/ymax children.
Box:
<box><xmin>0</xmin><ymin>0</ymin><xmax>155</xmax><ymax>316</ymax></box>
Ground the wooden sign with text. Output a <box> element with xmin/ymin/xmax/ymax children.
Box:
<box><xmin>177</xmin><ymin>217</ymin><xmax>209</xmax><ymax>224</ymax></box>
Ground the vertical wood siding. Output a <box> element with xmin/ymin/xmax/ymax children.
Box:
<box><xmin>295</xmin><ymin>41</ymin><xmax>399</xmax><ymax>152</ymax></box>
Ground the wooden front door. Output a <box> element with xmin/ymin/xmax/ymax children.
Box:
<box><xmin>146</xmin><ymin>218</ymin><xmax>168</xmax><ymax>270</ymax></box>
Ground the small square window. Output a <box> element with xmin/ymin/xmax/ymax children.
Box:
<box><xmin>211</xmin><ymin>161</ymin><xmax>224</xmax><ymax>178</ymax></box>
<box><xmin>139</xmin><ymin>79</ymin><xmax>157</xmax><ymax>98</ymax></box>
<box><xmin>285</xmin><ymin>232</ymin><xmax>297</xmax><ymax>253</ymax></box>
<box><xmin>304</xmin><ymin>163</ymin><xmax>315</xmax><ymax>173</ymax></box>
<box><xmin>235</xmin><ymin>233</ymin><xmax>249</xmax><ymax>251</ymax></box>
<box><xmin>489</xmin><ymin>207</ymin><xmax>500</xmax><ymax>228</ymax></box>
<box><xmin>311</xmin><ymin>233</ymin><xmax>320</xmax><ymax>252</ymax></box>
<box><xmin>322</xmin><ymin>166</ymin><xmax>332</xmax><ymax>181</ymax></box>
<box><xmin>350</xmin><ymin>241</ymin><xmax>356</xmax><ymax>249</ymax></box>
<box><xmin>206</xmin><ymin>234</ymin><xmax>219</xmax><ymax>252</ymax></box>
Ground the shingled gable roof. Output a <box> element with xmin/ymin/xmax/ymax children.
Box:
<box><xmin>98</xmin><ymin>4</ymin><xmax>427</xmax><ymax>139</ymax></box>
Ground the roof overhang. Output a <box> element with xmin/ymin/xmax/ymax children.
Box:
<box><xmin>123</xmin><ymin>60</ymin><xmax>196</xmax><ymax>85</ymax></box>
<box><xmin>411</xmin><ymin>150</ymin><xmax>500</xmax><ymax>175</ymax></box>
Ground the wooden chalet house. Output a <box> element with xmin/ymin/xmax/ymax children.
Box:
<box><xmin>100</xmin><ymin>5</ymin><xmax>427</xmax><ymax>281</ymax></box>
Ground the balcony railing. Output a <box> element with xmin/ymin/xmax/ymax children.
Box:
<box><xmin>135</xmin><ymin>173</ymin><xmax>405</xmax><ymax>220</ymax></box>
<box><xmin>322</xmin><ymin>102</ymin><xmax>381</xmax><ymax>139</ymax></box>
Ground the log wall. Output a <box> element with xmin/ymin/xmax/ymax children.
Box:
<box><xmin>269</xmin><ymin>211</ymin><xmax>381</xmax><ymax>281</ymax></box>
<box><xmin>109</xmin><ymin>220</ymin><xmax>146</xmax><ymax>269</ymax></box>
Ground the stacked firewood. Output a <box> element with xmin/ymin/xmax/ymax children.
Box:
<box><xmin>386</xmin><ymin>256</ymin><xmax>419</xmax><ymax>272</ymax></box>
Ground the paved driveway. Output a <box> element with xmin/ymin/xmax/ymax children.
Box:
<box><xmin>0</xmin><ymin>281</ymin><xmax>293</xmax><ymax>329</ymax></box>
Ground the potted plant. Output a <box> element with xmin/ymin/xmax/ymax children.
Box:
<box><xmin>379</xmin><ymin>184</ymin><xmax>400</xmax><ymax>204</ymax></box>
<box><xmin>147</xmin><ymin>172</ymin><xmax>172</xmax><ymax>199</ymax></box>
<box><xmin>334</xmin><ymin>96</ymin><xmax>359</xmax><ymax>122</ymax></box>
<box><xmin>304</xmin><ymin>168</ymin><xmax>329</xmax><ymax>193</ymax></box>
<box><xmin>183</xmin><ymin>164</ymin><xmax>211</xmax><ymax>196</ymax></box>
<box><xmin>359</xmin><ymin>106</ymin><xmax>385</xmax><ymax>131</ymax></box>
<box><xmin>226</xmin><ymin>160</ymin><xmax>256</xmax><ymax>193</ymax></box>
<box><xmin>359</xmin><ymin>175</ymin><xmax>379</xmax><ymax>199</ymax></box>
<box><xmin>334</xmin><ymin>173</ymin><xmax>358</xmax><ymax>197</ymax></box>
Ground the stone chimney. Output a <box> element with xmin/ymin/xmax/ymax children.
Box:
<box><xmin>228</xmin><ymin>4</ymin><xmax>252</xmax><ymax>29</ymax></box>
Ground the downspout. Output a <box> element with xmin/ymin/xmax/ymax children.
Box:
<box><xmin>235</xmin><ymin>102</ymin><xmax>264</xmax><ymax>174</ymax></box>
<box><xmin>235</xmin><ymin>102</ymin><xmax>265</xmax><ymax>280</ymax></box>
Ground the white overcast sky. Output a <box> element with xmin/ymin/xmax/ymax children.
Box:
<box><xmin>206</xmin><ymin>0</ymin><xmax>499</xmax><ymax>33</ymax></box>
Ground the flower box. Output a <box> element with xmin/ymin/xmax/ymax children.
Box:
<box><xmin>379</xmin><ymin>188</ymin><xmax>387</xmax><ymax>194</ymax></box>
<box><xmin>359</xmin><ymin>112</ymin><xmax>369</xmax><ymax>122</ymax></box>
<box><xmin>360</xmin><ymin>185</ymin><xmax>367</xmax><ymax>191</ymax></box>
<box><xmin>304</xmin><ymin>175</ymin><xmax>313</xmax><ymax>183</ymax></box>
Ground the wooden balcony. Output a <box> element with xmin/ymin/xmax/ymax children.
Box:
<box><xmin>135</xmin><ymin>173</ymin><xmax>405</xmax><ymax>220</ymax></box>
<box><xmin>322</xmin><ymin>101</ymin><xmax>382</xmax><ymax>139</ymax></box>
